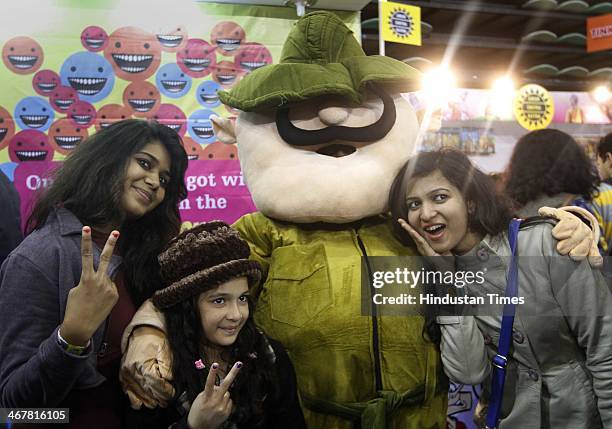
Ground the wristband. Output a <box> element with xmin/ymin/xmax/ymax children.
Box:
<box><xmin>57</xmin><ymin>329</ymin><xmax>91</xmax><ymax>356</ymax></box>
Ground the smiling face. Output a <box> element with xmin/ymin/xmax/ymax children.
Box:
<box><xmin>120</xmin><ymin>141</ymin><xmax>171</xmax><ymax>219</ymax></box>
<box><xmin>104</xmin><ymin>26</ymin><xmax>161</xmax><ymax>81</ymax></box>
<box><xmin>211</xmin><ymin>21</ymin><xmax>245</xmax><ymax>56</ymax></box>
<box><xmin>405</xmin><ymin>170</ymin><xmax>480</xmax><ymax>255</ymax></box>
<box><xmin>2</xmin><ymin>36</ymin><xmax>44</xmax><ymax>74</ymax></box>
<box><xmin>234</xmin><ymin>89</ymin><xmax>419</xmax><ymax>222</ymax></box>
<box><xmin>32</xmin><ymin>70</ymin><xmax>60</xmax><ymax>95</ymax></box>
<box><xmin>197</xmin><ymin>277</ymin><xmax>249</xmax><ymax>348</ymax></box>
<box><xmin>123</xmin><ymin>81</ymin><xmax>161</xmax><ymax>117</ymax></box>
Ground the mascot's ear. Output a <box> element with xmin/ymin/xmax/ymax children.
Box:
<box><xmin>211</xmin><ymin>115</ymin><xmax>237</xmax><ymax>144</ymax></box>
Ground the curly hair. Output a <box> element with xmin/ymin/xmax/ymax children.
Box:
<box><xmin>503</xmin><ymin>129</ymin><xmax>599</xmax><ymax>209</ymax></box>
<box><xmin>26</xmin><ymin>119</ymin><xmax>188</xmax><ymax>305</ymax></box>
<box><xmin>163</xmin><ymin>295</ymin><xmax>278</xmax><ymax>427</ymax></box>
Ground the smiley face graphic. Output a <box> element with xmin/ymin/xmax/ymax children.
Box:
<box><xmin>68</xmin><ymin>100</ymin><xmax>96</xmax><ymax>127</ymax></box>
<box><xmin>81</xmin><ymin>26</ymin><xmax>109</xmax><ymax>52</ymax></box>
<box><xmin>9</xmin><ymin>130</ymin><xmax>53</xmax><ymax>162</ymax></box>
<box><xmin>95</xmin><ymin>104</ymin><xmax>132</xmax><ymax>131</ymax></box>
<box><xmin>14</xmin><ymin>97</ymin><xmax>54</xmax><ymax>131</ymax></box>
<box><xmin>0</xmin><ymin>106</ymin><xmax>16</xmax><ymax>151</ymax></box>
<box><xmin>32</xmin><ymin>70</ymin><xmax>60</xmax><ymax>96</ymax></box>
<box><xmin>176</xmin><ymin>39</ymin><xmax>216</xmax><ymax>78</ymax></box>
<box><xmin>234</xmin><ymin>43</ymin><xmax>272</xmax><ymax>73</ymax></box>
<box><xmin>48</xmin><ymin>118</ymin><xmax>89</xmax><ymax>155</ymax></box>
<box><xmin>123</xmin><ymin>81</ymin><xmax>161</xmax><ymax>117</ymax></box>
<box><xmin>155</xmin><ymin>25</ymin><xmax>188</xmax><ymax>52</ymax></box>
<box><xmin>150</xmin><ymin>104</ymin><xmax>187</xmax><ymax>137</ymax></box>
<box><xmin>196</xmin><ymin>80</ymin><xmax>222</xmax><ymax>108</ymax></box>
<box><xmin>212</xmin><ymin>61</ymin><xmax>243</xmax><ymax>88</ymax></box>
<box><xmin>2</xmin><ymin>36</ymin><xmax>44</xmax><ymax>74</ymax></box>
<box><xmin>104</xmin><ymin>27</ymin><xmax>161</xmax><ymax>81</ymax></box>
<box><xmin>181</xmin><ymin>136</ymin><xmax>205</xmax><ymax>160</ymax></box>
<box><xmin>60</xmin><ymin>51</ymin><xmax>115</xmax><ymax>103</ymax></box>
<box><xmin>188</xmin><ymin>109</ymin><xmax>216</xmax><ymax>144</ymax></box>
<box><xmin>211</xmin><ymin>22</ymin><xmax>245</xmax><ymax>56</ymax></box>
<box><xmin>202</xmin><ymin>141</ymin><xmax>238</xmax><ymax>160</ymax></box>
<box><xmin>155</xmin><ymin>63</ymin><xmax>192</xmax><ymax>98</ymax></box>
<box><xmin>49</xmin><ymin>86</ymin><xmax>79</xmax><ymax>113</ymax></box>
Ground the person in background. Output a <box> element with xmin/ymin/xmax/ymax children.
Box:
<box><xmin>565</xmin><ymin>94</ymin><xmax>584</xmax><ymax>124</ymax></box>
<box><xmin>0</xmin><ymin>119</ymin><xmax>187</xmax><ymax>429</ymax></box>
<box><xmin>592</xmin><ymin>132</ymin><xmax>612</xmax><ymax>255</ymax></box>
<box><xmin>503</xmin><ymin>129</ymin><xmax>599</xmax><ymax>218</ymax></box>
<box><xmin>0</xmin><ymin>169</ymin><xmax>22</xmax><ymax>267</ymax></box>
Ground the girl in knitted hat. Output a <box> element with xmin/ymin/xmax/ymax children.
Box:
<box><xmin>126</xmin><ymin>221</ymin><xmax>305</xmax><ymax>429</ymax></box>
<box><xmin>0</xmin><ymin>119</ymin><xmax>188</xmax><ymax>428</ymax></box>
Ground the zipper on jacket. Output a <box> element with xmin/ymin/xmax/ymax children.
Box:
<box><xmin>355</xmin><ymin>228</ymin><xmax>383</xmax><ymax>392</ymax></box>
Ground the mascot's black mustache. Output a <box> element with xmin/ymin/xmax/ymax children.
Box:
<box><xmin>275</xmin><ymin>83</ymin><xmax>396</xmax><ymax>146</ymax></box>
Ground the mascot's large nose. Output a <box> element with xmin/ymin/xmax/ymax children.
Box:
<box><xmin>318</xmin><ymin>106</ymin><xmax>349</xmax><ymax>125</ymax></box>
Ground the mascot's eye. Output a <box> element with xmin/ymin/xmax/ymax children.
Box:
<box><xmin>144</xmin><ymin>43</ymin><xmax>150</xmax><ymax>49</ymax></box>
<box><xmin>42</xmin><ymin>108</ymin><xmax>47</xmax><ymax>112</ymax></box>
<box><xmin>115</xmin><ymin>42</ymin><xmax>121</xmax><ymax>48</ymax></box>
<box><xmin>130</xmin><ymin>91</ymin><xmax>134</xmax><ymax>96</ymax></box>
<box><xmin>31</xmin><ymin>47</ymin><xmax>36</xmax><ymax>52</ymax></box>
<box><xmin>76</xmin><ymin>128</ymin><xmax>81</xmax><ymax>132</ymax></box>
<box><xmin>17</xmin><ymin>141</ymin><xmax>22</xmax><ymax>146</ymax></box>
<box><xmin>101</xmin><ymin>115</ymin><xmax>106</xmax><ymax>119</ymax></box>
<box><xmin>180</xmin><ymin>73</ymin><xmax>184</xmax><ymax>77</ymax></box>
<box><xmin>177</xmin><ymin>28</ymin><xmax>181</xmax><ymax>31</ymax></box>
<box><xmin>208</xmin><ymin>154</ymin><xmax>213</xmax><ymax>159</ymax></box>
<box><xmin>98</xmin><ymin>67</ymin><xmax>103</xmax><ymax>72</ymax></box>
<box><xmin>9</xmin><ymin>47</ymin><xmax>14</xmax><ymax>51</ymax></box>
<box><xmin>71</xmin><ymin>66</ymin><xmax>76</xmax><ymax>72</ymax></box>
<box><xmin>0</xmin><ymin>118</ymin><xmax>3</xmax><ymax>123</ymax></box>
<box><xmin>55</xmin><ymin>128</ymin><xmax>60</xmax><ymax>132</ymax></box>
<box><xmin>149</xmin><ymin>91</ymin><xmax>154</xmax><ymax>96</ymax></box>
<box><xmin>121</xmin><ymin>115</ymin><xmax>126</xmax><ymax>118</ymax></box>
<box><xmin>230</xmin><ymin>153</ymin><xmax>235</xmax><ymax>158</ymax></box>
<box><xmin>40</xmin><ymin>142</ymin><xmax>44</xmax><ymax>146</ymax></box>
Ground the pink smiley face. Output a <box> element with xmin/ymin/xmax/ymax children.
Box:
<box><xmin>9</xmin><ymin>130</ymin><xmax>53</xmax><ymax>162</ymax></box>
<box><xmin>32</xmin><ymin>70</ymin><xmax>60</xmax><ymax>96</ymax></box>
<box><xmin>104</xmin><ymin>26</ymin><xmax>162</xmax><ymax>81</ymax></box>
<box><xmin>176</xmin><ymin>39</ymin><xmax>216</xmax><ymax>78</ymax></box>
<box><xmin>123</xmin><ymin>81</ymin><xmax>161</xmax><ymax>117</ymax></box>
<box><xmin>50</xmin><ymin>86</ymin><xmax>79</xmax><ymax>113</ymax></box>
<box><xmin>181</xmin><ymin>136</ymin><xmax>205</xmax><ymax>161</ymax></box>
<box><xmin>234</xmin><ymin>43</ymin><xmax>272</xmax><ymax>74</ymax></box>
<box><xmin>149</xmin><ymin>104</ymin><xmax>187</xmax><ymax>137</ymax></box>
<box><xmin>155</xmin><ymin>25</ymin><xmax>188</xmax><ymax>53</ymax></box>
<box><xmin>95</xmin><ymin>104</ymin><xmax>133</xmax><ymax>132</ymax></box>
<box><xmin>2</xmin><ymin>36</ymin><xmax>44</xmax><ymax>74</ymax></box>
<box><xmin>48</xmin><ymin>118</ymin><xmax>89</xmax><ymax>155</ymax></box>
<box><xmin>211</xmin><ymin>21</ymin><xmax>245</xmax><ymax>56</ymax></box>
<box><xmin>68</xmin><ymin>100</ymin><xmax>96</xmax><ymax>128</ymax></box>
<box><xmin>201</xmin><ymin>140</ymin><xmax>238</xmax><ymax>160</ymax></box>
<box><xmin>0</xmin><ymin>106</ymin><xmax>16</xmax><ymax>151</ymax></box>
<box><xmin>212</xmin><ymin>60</ymin><xmax>244</xmax><ymax>88</ymax></box>
<box><xmin>81</xmin><ymin>26</ymin><xmax>109</xmax><ymax>52</ymax></box>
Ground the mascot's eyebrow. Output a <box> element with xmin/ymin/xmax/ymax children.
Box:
<box><xmin>275</xmin><ymin>83</ymin><xmax>396</xmax><ymax>146</ymax></box>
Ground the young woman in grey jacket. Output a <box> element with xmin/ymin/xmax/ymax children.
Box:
<box><xmin>389</xmin><ymin>149</ymin><xmax>612</xmax><ymax>429</ymax></box>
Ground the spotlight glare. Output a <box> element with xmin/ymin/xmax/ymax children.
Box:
<box><xmin>593</xmin><ymin>86</ymin><xmax>611</xmax><ymax>104</ymax></box>
<box><xmin>421</xmin><ymin>67</ymin><xmax>457</xmax><ymax>107</ymax></box>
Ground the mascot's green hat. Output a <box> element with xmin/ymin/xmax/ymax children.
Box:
<box><xmin>218</xmin><ymin>10</ymin><xmax>421</xmax><ymax>111</ymax></box>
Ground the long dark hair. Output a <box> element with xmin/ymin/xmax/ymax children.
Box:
<box><xmin>163</xmin><ymin>295</ymin><xmax>277</xmax><ymax>427</ymax></box>
<box><xmin>389</xmin><ymin>149</ymin><xmax>513</xmax><ymax>342</ymax></box>
<box><xmin>26</xmin><ymin>119</ymin><xmax>188</xmax><ymax>305</ymax></box>
<box><xmin>503</xmin><ymin>129</ymin><xmax>599</xmax><ymax>208</ymax></box>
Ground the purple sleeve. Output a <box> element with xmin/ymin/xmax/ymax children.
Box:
<box><xmin>0</xmin><ymin>253</ymin><xmax>91</xmax><ymax>407</ymax></box>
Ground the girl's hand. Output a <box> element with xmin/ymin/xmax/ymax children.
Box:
<box><xmin>397</xmin><ymin>218</ymin><xmax>454</xmax><ymax>273</ymax></box>
<box><xmin>398</xmin><ymin>218</ymin><xmax>444</xmax><ymax>257</ymax></box>
<box><xmin>188</xmin><ymin>362</ymin><xmax>242</xmax><ymax>429</ymax></box>
<box><xmin>60</xmin><ymin>226</ymin><xmax>119</xmax><ymax>346</ymax></box>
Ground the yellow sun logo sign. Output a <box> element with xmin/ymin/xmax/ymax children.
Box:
<box><xmin>514</xmin><ymin>84</ymin><xmax>554</xmax><ymax>130</ymax></box>
<box><xmin>380</xmin><ymin>2</ymin><xmax>421</xmax><ymax>46</ymax></box>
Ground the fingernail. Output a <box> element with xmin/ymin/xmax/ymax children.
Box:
<box><xmin>83</xmin><ymin>226</ymin><xmax>91</xmax><ymax>233</ymax></box>
<box><xmin>212</xmin><ymin>363</ymin><xmax>219</xmax><ymax>369</ymax></box>
<box><xmin>112</xmin><ymin>231</ymin><xmax>120</xmax><ymax>238</ymax></box>
<box><xmin>236</xmin><ymin>361</ymin><xmax>243</xmax><ymax>368</ymax></box>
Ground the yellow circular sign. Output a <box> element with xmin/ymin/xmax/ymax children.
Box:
<box><xmin>513</xmin><ymin>84</ymin><xmax>554</xmax><ymax>130</ymax></box>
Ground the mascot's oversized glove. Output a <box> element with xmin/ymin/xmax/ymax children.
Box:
<box><xmin>538</xmin><ymin>206</ymin><xmax>603</xmax><ymax>268</ymax></box>
<box><xmin>120</xmin><ymin>299</ymin><xmax>173</xmax><ymax>409</ymax></box>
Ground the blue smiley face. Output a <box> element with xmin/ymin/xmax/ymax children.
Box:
<box><xmin>60</xmin><ymin>51</ymin><xmax>115</xmax><ymax>103</ymax></box>
<box><xmin>14</xmin><ymin>97</ymin><xmax>54</xmax><ymax>131</ymax></box>
<box><xmin>188</xmin><ymin>109</ymin><xmax>217</xmax><ymax>144</ymax></box>
<box><xmin>196</xmin><ymin>80</ymin><xmax>222</xmax><ymax>108</ymax></box>
<box><xmin>156</xmin><ymin>63</ymin><xmax>192</xmax><ymax>98</ymax></box>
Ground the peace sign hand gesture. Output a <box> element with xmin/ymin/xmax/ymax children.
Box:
<box><xmin>188</xmin><ymin>361</ymin><xmax>243</xmax><ymax>429</ymax></box>
<box><xmin>60</xmin><ymin>226</ymin><xmax>120</xmax><ymax>346</ymax></box>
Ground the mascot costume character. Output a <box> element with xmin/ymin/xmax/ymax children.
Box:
<box><xmin>120</xmin><ymin>11</ymin><xmax>601</xmax><ymax>429</ymax></box>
